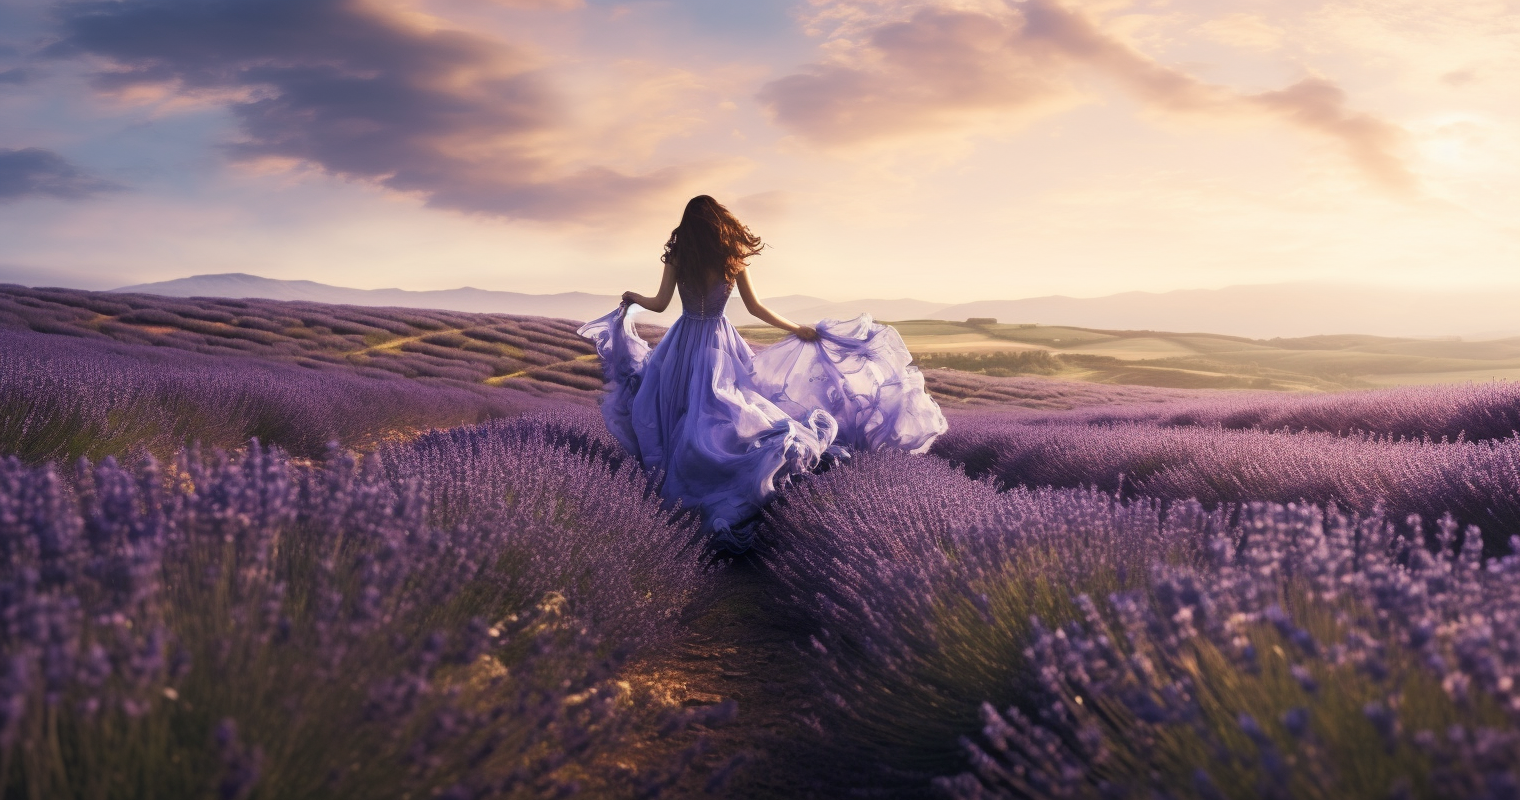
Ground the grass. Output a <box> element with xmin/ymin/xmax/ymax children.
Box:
<box><xmin>740</xmin><ymin>318</ymin><xmax>1520</xmax><ymax>392</ymax></box>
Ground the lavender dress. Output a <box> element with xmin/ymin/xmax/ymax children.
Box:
<box><xmin>578</xmin><ymin>279</ymin><xmax>946</xmax><ymax>549</ymax></box>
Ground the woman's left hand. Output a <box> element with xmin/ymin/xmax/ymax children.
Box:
<box><xmin>794</xmin><ymin>324</ymin><xmax>818</xmax><ymax>342</ymax></box>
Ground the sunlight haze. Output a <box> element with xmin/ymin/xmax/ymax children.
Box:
<box><xmin>1</xmin><ymin>0</ymin><xmax>1516</xmax><ymax>302</ymax></box>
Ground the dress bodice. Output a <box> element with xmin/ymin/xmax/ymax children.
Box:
<box><xmin>678</xmin><ymin>279</ymin><xmax>733</xmax><ymax>320</ymax></box>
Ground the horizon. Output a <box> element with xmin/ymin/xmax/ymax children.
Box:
<box><xmin>17</xmin><ymin>269</ymin><xmax>1515</xmax><ymax>341</ymax></box>
<box><xmin>20</xmin><ymin>269</ymin><xmax>1520</xmax><ymax>307</ymax></box>
<box><xmin>2</xmin><ymin>0</ymin><xmax>1517</xmax><ymax>302</ymax></box>
<box><xmin>7</xmin><ymin>3</ymin><xmax>1520</xmax><ymax>791</ymax></box>
<box><xmin>96</xmin><ymin>270</ymin><xmax>1520</xmax><ymax>306</ymax></box>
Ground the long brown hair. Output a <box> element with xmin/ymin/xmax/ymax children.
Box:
<box><xmin>661</xmin><ymin>195</ymin><xmax>764</xmax><ymax>287</ymax></box>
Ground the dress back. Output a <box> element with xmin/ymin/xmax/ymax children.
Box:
<box><xmin>577</xmin><ymin>269</ymin><xmax>947</xmax><ymax>553</ymax></box>
<box><xmin>678</xmin><ymin>279</ymin><xmax>733</xmax><ymax>320</ymax></box>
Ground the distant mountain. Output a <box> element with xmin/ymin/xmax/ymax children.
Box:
<box><xmin>106</xmin><ymin>273</ymin><xmax>1520</xmax><ymax>339</ymax></box>
<box><xmin>112</xmin><ymin>273</ymin><xmax>634</xmax><ymax>321</ymax></box>
<box><xmin>934</xmin><ymin>284</ymin><xmax>1520</xmax><ymax>340</ymax></box>
<box><xmin>108</xmin><ymin>272</ymin><xmax>830</xmax><ymax>328</ymax></box>
<box><xmin>785</xmin><ymin>298</ymin><xmax>952</xmax><ymax>324</ymax></box>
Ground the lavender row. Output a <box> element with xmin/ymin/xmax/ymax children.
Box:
<box><xmin>934</xmin><ymin>411</ymin><xmax>1520</xmax><ymax>552</ymax></box>
<box><xmin>376</xmin><ymin>411</ymin><xmax>705</xmax><ymax>645</ymax></box>
<box><xmin>762</xmin><ymin>452</ymin><xmax>1211</xmax><ymax>787</ymax></box>
<box><xmin>924</xmin><ymin>367</ymin><xmax>1520</xmax><ymax>445</ymax></box>
<box><xmin>0</xmin><ymin>284</ymin><xmax>604</xmax><ymax>394</ymax></box>
<box><xmin>922</xmin><ymin>368</ymin><xmax>1195</xmax><ymax>411</ymax></box>
<box><xmin>762</xmin><ymin>452</ymin><xmax>1520</xmax><ymax>796</ymax></box>
<box><xmin>0</xmin><ymin>327</ymin><xmax>569</xmax><ymax>463</ymax></box>
<box><xmin>0</xmin><ymin>414</ymin><xmax>705</xmax><ymax>797</ymax></box>
<box><xmin>1011</xmin><ymin>378</ymin><xmax>1520</xmax><ymax>442</ymax></box>
<box><xmin>940</xmin><ymin>508</ymin><xmax>1520</xmax><ymax>799</ymax></box>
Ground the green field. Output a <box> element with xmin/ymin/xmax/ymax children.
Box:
<box><xmin>739</xmin><ymin>320</ymin><xmax>1520</xmax><ymax>391</ymax></box>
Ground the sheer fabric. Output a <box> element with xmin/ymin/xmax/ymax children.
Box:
<box><xmin>578</xmin><ymin>279</ymin><xmax>947</xmax><ymax>549</ymax></box>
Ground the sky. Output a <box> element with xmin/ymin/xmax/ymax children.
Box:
<box><xmin>0</xmin><ymin>0</ymin><xmax>1516</xmax><ymax>303</ymax></box>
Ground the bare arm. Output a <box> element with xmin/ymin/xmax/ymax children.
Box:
<box><xmin>735</xmin><ymin>270</ymin><xmax>817</xmax><ymax>341</ymax></box>
<box><xmin>621</xmin><ymin>261</ymin><xmax>677</xmax><ymax>312</ymax></box>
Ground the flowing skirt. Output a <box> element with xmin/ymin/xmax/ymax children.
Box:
<box><xmin>578</xmin><ymin>307</ymin><xmax>946</xmax><ymax>548</ymax></box>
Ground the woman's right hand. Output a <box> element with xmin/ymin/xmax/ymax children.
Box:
<box><xmin>794</xmin><ymin>324</ymin><xmax>818</xmax><ymax>342</ymax></box>
<box><xmin>621</xmin><ymin>291</ymin><xmax>639</xmax><ymax>307</ymax></box>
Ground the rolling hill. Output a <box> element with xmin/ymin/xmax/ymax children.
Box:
<box><xmin>109</xmin><ymin>272</ymin><xmax>830</xmax><ymax>328</ymax></box>
<box><xmin>104</xmin><ymin>273</ymin><xmax>1520</xmax><ymax>340</ymax></box>
<box><xmin>14</xmin><ymin>281</ymin><xmax>1520</xmax><ymax>405</ymax></box>
<box><xmin>742</xmin><ymin>319</ymin><xmax>1520</xmax><ymax>390</ymax></box>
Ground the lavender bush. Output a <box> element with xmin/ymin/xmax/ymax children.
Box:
<box><xmin>934</xmin><ymin>411</ymin><xmax>1520</xmax><ymax>552</ymax></box>
<box><xmin>763</xmin><ymin>452</ymin><xmax>1216</xmax><ymax>786</ymax></box>
<box><xmin>924</xmin><ymin>369</ymin><xmax>1193</xmax><ymax>411</ymax></box>
<box><xmin>378</xmin><ymin>411</ymin><xmax>706</xmax><ymax>652</ymax></box>
<box><xmin>0</xmin><ymin>413</ymin><xmax>705</xmax><ymax>798</ymax></box>
<box><xmin>765</xmin><ymin>454</ymin><xmax>1520</xmax><ymax>797</ymax></box>
<box><xmin>0</xmin><ymin>285</ymin><xmax>604</xmax><ymax>397</ymax></box>
<box><xmin>8</xmin><ymin>286</ymin><xmax>1520</xmax><ymax>797</ymax></box>
<box><xmin>938</xmin><ymin>506</ymin><xmax>1520</xmax><ymax>799</ymax></box>
<box><xmin>0</xmin><ymin>328</ymin><xmax>563</xmax><ymax>464</ymax></box>
<box><xmin>1008</xmin><ymin>379</ymin><xmax>1520</xmax><ymax>442</ymax></box>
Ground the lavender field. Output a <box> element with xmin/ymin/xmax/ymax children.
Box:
<box><xmin>4</xmin><ymin>287</ymin><xmax>1520</xmax><ymax>798</ymax></box>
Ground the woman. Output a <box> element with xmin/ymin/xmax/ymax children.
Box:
<box><xmin>579</xmin><ymin>195</ymin><xmax>946</xmax><ymax>551</ymax></box>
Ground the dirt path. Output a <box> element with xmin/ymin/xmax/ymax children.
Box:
<box><xmin>621</xmin><ymin>552</ymin><xmax>844</xmax><ymax>798</ymax></box>
<box><xmin>485</xmin><ymin>353</ymin><xmax>599</xmax><ymax>384</ymax></box>
<box><xmin>344</xmin><ymin>325</ymin><xmax>495</xmax><ymax>357</ymax></box>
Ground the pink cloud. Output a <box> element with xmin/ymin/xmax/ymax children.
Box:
<box><xmin>760</xmin><ymin>1</ymin><xmax>1415</xmax><ymax>191</ymax></box>
<box><xmin>1252</xmin><ymin>78</ymin><xmax>1413</xmax><ymax>191</ymax></box>
<box><xmin>758</xmin><ymin>8</ymin><xmax>1077</xmax><ymax>144</ymax></box>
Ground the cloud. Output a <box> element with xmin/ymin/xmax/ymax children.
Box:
<box><xmin>1441</xmin><ymin>68</ymin><xmax>1479</xmax><ymax>87</ymax></box>
<box><xmin>1253</xmin><ymin>78</ymin><xmax>1412</xmax><ymax>191</ymax></box>
<box><xmin>0</xmin><ymin>68</ymin><xmax>30</xmax><ymax>85</ymax></box>
<box><xmin>0</xmin><ymin>148</ymin><xmax>123</xmax><ymax>202</ymax></box>
<box><xmin>731</xmin><ymin>190</ymin><xmax>791</xmax><ymax>223</ymax></box>
<box><xmin>48</xmin><ymin>0</ymin><xmax>703</xmax><ymax>221</ymax></box>
<box><xmin>1195</xmin><ymin>13</ymin><xmax>1286</xmax><ymax>52</ymax></box>
<box><xmin>757</xmin><ymin>7</ymin><xmax>1078</xmax><ymax>145</ymax></box>
<box><xmin>486</xmin><ymin>0</ymin><xmax>584</xmax><ymax>8</ymax></box>
<box><xmin>760</xmin><ymin>1</ymin><xmax>1415</xmax><ymax>191</ymax></box>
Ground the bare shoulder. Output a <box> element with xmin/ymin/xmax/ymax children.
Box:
<box><xmin>734</xmin><ymin>269</ymin><xmax>757</xmax><ymax>296</ymax></box>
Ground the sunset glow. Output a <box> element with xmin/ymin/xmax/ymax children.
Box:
<box><xmin>9</xmin><ymin>4</ymin><xmax>1520</xmax><ymax>794</ymax></box>
<box><xmin>1</xmin><ymin>0</ymin><xmax>1516</xmax><ymax>301</ymax></box>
